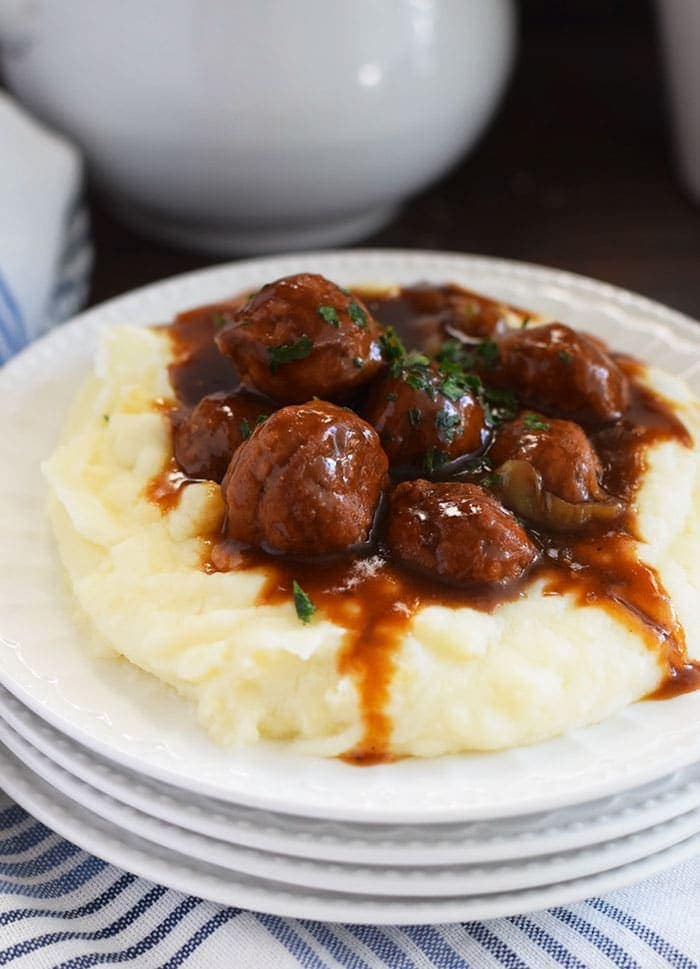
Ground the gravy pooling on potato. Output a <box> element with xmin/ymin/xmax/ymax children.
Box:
<box><xmin>151</xmin><ymin>274</ymin><xmax>700</xmax><ymax>762</ymax></box>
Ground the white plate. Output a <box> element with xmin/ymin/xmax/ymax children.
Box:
<box><xmin>2</xmin><ymin>709</ymin><xmax>700</xmax><ymax>899</ymax></box>
<box><xmin>2</xmin><ymin>740</ymin><xmax>699</xmax><ymax>924</ymax></box>
<box><xmin>1</xmin><ymin>250</ymin><xmax>699</xmax><ymax>823</ymax></box>
<box><xmin>4</xmin><ymin>684</ymin><xmax>700</xmax><ymax>868</ymax></box>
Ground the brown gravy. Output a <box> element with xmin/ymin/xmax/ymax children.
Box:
<box><xmin>147</xmin><ymin>286</ymin><xmax>699</xmax><ymax>763</ymax></box>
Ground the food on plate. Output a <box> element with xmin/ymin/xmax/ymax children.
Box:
<box><xmin>215</xmin><ymin>272</ymin><xmax>383</xmax><ymax>402</ymax></box>
<box><xmin>489</xmin><ymin>413</ymin><xmax>607</xmax><ymax>503</ymax></box>
<box><xmin>387</xmin><ymin>480</ymin><xmax>538</xmax><ymax>585</ymax></box>
<box><xmin>222</xmin><ymin>400</ymin><xmax>388</xmax><ymax>556</ymax></box>
<box><xmin>44</xmin><ymin>271</ymin><xmax>700</xmax><ymax>761</ymax></box>
<box><xmin>488</xmin><ymin>322</ymin><xmax>630</xmax><ymax>423</ymax></box>
<box><xmin>173</xmin><ymin>390</ymin><xmax>273</xmax><ymax>482</ymax></box>
<box><xmin>363</xmin><ymin>356</ymin><xmax>486</xmax><ymax>471</ymax></box>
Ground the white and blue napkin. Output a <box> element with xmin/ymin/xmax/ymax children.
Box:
<box><xmin>0</xmin><ymin>91</ymin><xmax>92</xmax><ymax>362</ymax></box>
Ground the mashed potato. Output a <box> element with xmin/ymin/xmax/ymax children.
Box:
<box><xmin>43</xmin><ymin>324</ymin><xmax>700</xmax><ymax>757</ymax></box>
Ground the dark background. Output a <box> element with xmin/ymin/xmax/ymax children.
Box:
<box><xmin>74</xmin><ymin>0</ymin><xmax>700</xmax><ymax>317</ymax></box>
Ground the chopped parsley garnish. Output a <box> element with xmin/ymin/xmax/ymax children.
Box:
<box><xmin>423</xmin><ymin>447</ymin><xmax>449</xmax><ymax>474</ymax></box>
<box><xmin>483</xmin><ymin>386</ymin><xmax>518</xmax><ymax>424</ymax></box>
<box><xmin>404</xmin><ymin>370</ymin><xmax>434</xmax><ymax>396</ymax></box>
<box><xmin>378</xmin><ymin>326</ymin><xmax>407</xmax><ymax>377</ymax></box>
<box><xmin>402</xmin><ymin>351</ymin><xmax>434</xmax><ymax>397</ymax></box>
<box><xmin>348</xmin><ymin>300</ymin><xmax>368</xmax><ymax>329</ymax></box>
<box><xmin>436</xmin><ymin>340</ymin><xmax>463</xmax><ymax>368</ymax></box>
<box><xmin>523</xmin><ymin>412</ymin><xmax>551</xmax><ymax>431</ymax></box>
<box><xmin>212</xmin><ymin>313</ymin><xmax>228</xmax><ymax>330</ymax></box>
<box><xmin>239</xmin><ymin>418</ymin><xmax>252</xmax><ymax>439</ymax></box>
<box><xmin>476</xmin><ymin>340</ymin><xmax>499</xmax><ymax>368</ymax></box>
<box><xmin>353</xmin><ymin>356</ymin><xmax>364</xmax><ymax>369</ymax></box>
<box><xmin>435</xmin><ymin>409</ymin><xmax>461</xmax><ymax>444</ymax></box>
<box><xmin>339</xmin><ymin>286</ymin><xmax>351</xmax><ymax>296</ymax></box>
<box><xmin>102</xmin><ymin>414</ymin><xmax>110</xmax><ymax>423</ymax></box>
<box><xmin>438</xmin><ymin>374</ymin><xmax>467</xmax><ymax>402</ymax></box>
<box><xmin>385</xmin><ymin>392</ymin><xmax>398</xmax><ymax>402</ymax></box>
<box><xmin>407</xmin><ymin>407</ymin><xmax>422</xmax><ymax>427</ymax></box>
<box><xmin>255</xmin><ymin>413</ymin><xmax>269</xmax><ymax>426</ymax></box>
<box><xmin>521</xmin><ymin>316</ymin><xmax>530</xmax><ymax>329</ymax></box>
<box><xmin>317</xmin><ymin>304</ymin><xmax>340</xmax><ymax>327</ymax></box>
<box><xmin>268</xmin><ymin>335</ymin><xmax>313</xmax><ymax>373</ymax></box>
<box><xmin>292</xmin><ymin>580</ymin><xmax>316</xmax><ymax>624</ymax></box>
<box><xmin>558</xmin><ymin>349</ymin><xmax>572</xmax><ymax>364</ymax></box>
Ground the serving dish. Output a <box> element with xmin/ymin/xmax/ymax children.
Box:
<box><xmin>2</xmin><ymin>710</ymin><xmax>700</xmax><ymax>898</ymax></box>
<box><xmin>1</xmin><ymin>250</ymin><xmax>699</xmax><ymax>822</ymax></box>
<box><xmin>3</xmin><ymin>741</ymin><xmax>700</xmax><ymax>924</ymax></box>
<box><xmin>3</xmin><ymin>684</ymin><xmax>699</xmax><ymax>867</ymax></box>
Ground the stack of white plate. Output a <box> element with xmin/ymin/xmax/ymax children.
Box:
<box><xmin>1</xmin><ymin>251</ymin><xmax>699</xmax><ymax>924</ymax></box>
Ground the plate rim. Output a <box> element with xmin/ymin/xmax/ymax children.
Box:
<box><xmin>2</xmin><ymin>708</ymin><xmax>700</xmax><ymax>898</ymax></box>
<box><xmin>1</xmin><ymin>738</ymin><xmax>699</xmax><ymax>925</ymax></box>
<box><xmin>3</xmin><ymin>683</ymin><xmax>700</xmax><ymax>867</ymax></box>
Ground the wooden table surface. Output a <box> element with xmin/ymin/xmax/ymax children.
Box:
<box><xmin>87</xmin><ymin>0</ymin><xmax>700</xmax><ymax>319</ymax></box>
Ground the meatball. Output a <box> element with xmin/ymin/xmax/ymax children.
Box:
<box><xmin>363</xmin><ymin>362</ymin><xmax>486</xmax><ymax>472</ymax></box>
<box><xmin>173</xmin><ymin>390</ymin><xmax>272</xmax><ymax>482</ymax></box>
<box><xmin>489</xmin><ymin>413</ymin><xmax>605</xmax><ymax>503</ymax></box>
<box><xmin>215</xmin><ymin>273</ymin><xmax>383</xmax><ymax>402</ymax></box>
<box><xmin>388</xmin><ymin>480</ymin><xmax>538</xmax><ymax>586</ymax></box>
<box><xmin>223</xmin><ymin>401</ymin><xmax>388</xmax><ymax>556</ymax></box>
<box><xmin>487</xmin><ymin>323</ymin><xmax>629</xmax><ymax>424</ymax></box>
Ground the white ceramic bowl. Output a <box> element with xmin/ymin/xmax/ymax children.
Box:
<box><xmin>656</xmin><ymin>0</ymin><xmax>700</xmax><ymax>204</ymax></box>
<box><xmin>0</xmin><ymin>0</ymin><xmax>516</xmax><ymax>253</ymax></box>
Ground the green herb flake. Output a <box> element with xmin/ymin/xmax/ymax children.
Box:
<box><xmin>423</xmin><ymin>447</ymin><xmax>449</xmax><ymax>475</ymax></box>
<box><xmin>255</xmin><ymin>413</ymin><xmax>270</xmax><ymax>426</ymax></box>
<box><xmin>405</xmin><ymin>370</ymin><xmax>435</xmax><ymax>397</ymax></box>
<box><xmin>339</xmin><ymin>286</ymin><xmax>352</xmax><ymax>296</ymax></box>
<box><xmin>438</xmin><ymin>375</ymin><xmax>466</xmax><ymax>402</ymax></box>
<box><xmin>102</xmin><ymin>414</ymin><xmax>110</xmax><ymax>423</ymax></box>
<box><xmin>378</xmin><ymin>326</ymin><xmax>407</xmax><ymax>376</ymax></box>
<box><xmin>483</xmin><ymin>386</ymin><xmax>518</xmax><ymax>424</ymax></box>
<box><xmin>348</xmin><ymin>300</ymin><xmax>368</xmax><ymax>329</ymax></box>
<box><xmin>476</xmin><ymin>340</ymin><xmax>500</xmax><ymax>368</ymax></box>
<box><xmin>558</xmin><ymin>349</ymin><xmax>572</xmax><ymax>364</ymax></box>
<box><xmin>212</xmin><ymin>313</ymin><xmax>228</xmax><ymax>330</ymax></box>
<box><xmin>385</xmin><ymin>392</ymin><xmax>398</xmax><ymax>402</ymax></box>
<box><xmin>523</xmin><ymin>412</ymin><xmax>551</xmax><ymax>431</ymax></box>
<box><xmin>317</xmin><ymin>304</ymin><xmax>340</xmax><ymax>328</ymax></box>
<box><xmin>407</xmin><ymin>407</ymin><xmax>422</xmax><ymax>427</ymax></box>
<box><xmin>268</xmin><ymin>335</ymin><xmax>314</xmax><ymax>373</ymax></box>
<box><xmin>521</xmin><ymin>316</ymin><xmax>530</xmax><ymax>329</ymax></box>
<box><xmin>435</xmin><ymin>409</ymin><xmax>461</xmax><ymax>444</ymax></box>
<box><xmin>239</xmin><ymin>418</ymin><xmax>252</xmax><ymax>440</ymax></box>
<box><xmin>292</xmin><ymin>580</ymin><xmax>316</xmax><ymax>624</ymax></box>
<box><xmin>353</xmin><ymin>356</ymin><xmax>364</xmax><ymax>369</ymax></box>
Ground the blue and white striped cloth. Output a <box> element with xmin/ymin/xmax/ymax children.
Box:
<box><xmin>0</xmin><ymin>792</ymin><xmax>698</xmax><ymax>968</ymax></box>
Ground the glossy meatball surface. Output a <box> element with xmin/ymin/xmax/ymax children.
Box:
<box><xmin>387</xmin><ymin>480</ymin><xmax>539</xmax><ymax>586</ymax></box>
<box><xmin>363</xmin><ymin>363</ymin><xmax>486</xmax><ymax>472</ymax></box>
<box><xmin>223</xmin><ymin>401</ymin><xmax>388</xmax><ymax>556</ymax></box>
<box><xmin>173</xmin><ymin>391</ymin><xmax>272</xmax><ymax>482</ymax></box>
<box><xmin>489</xmin><ymin>412</ymin><xmax>605</xmax><ymax>503</ymax></box>
<box><xmin>490</xmin><ymin>323</ymin><xmax>630</xmax><ymax>424</ymax></box>
<box><xmin>215</xmin><ymin>273</ymin><xmax>383</xmax><ymax>403</ymax></box>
